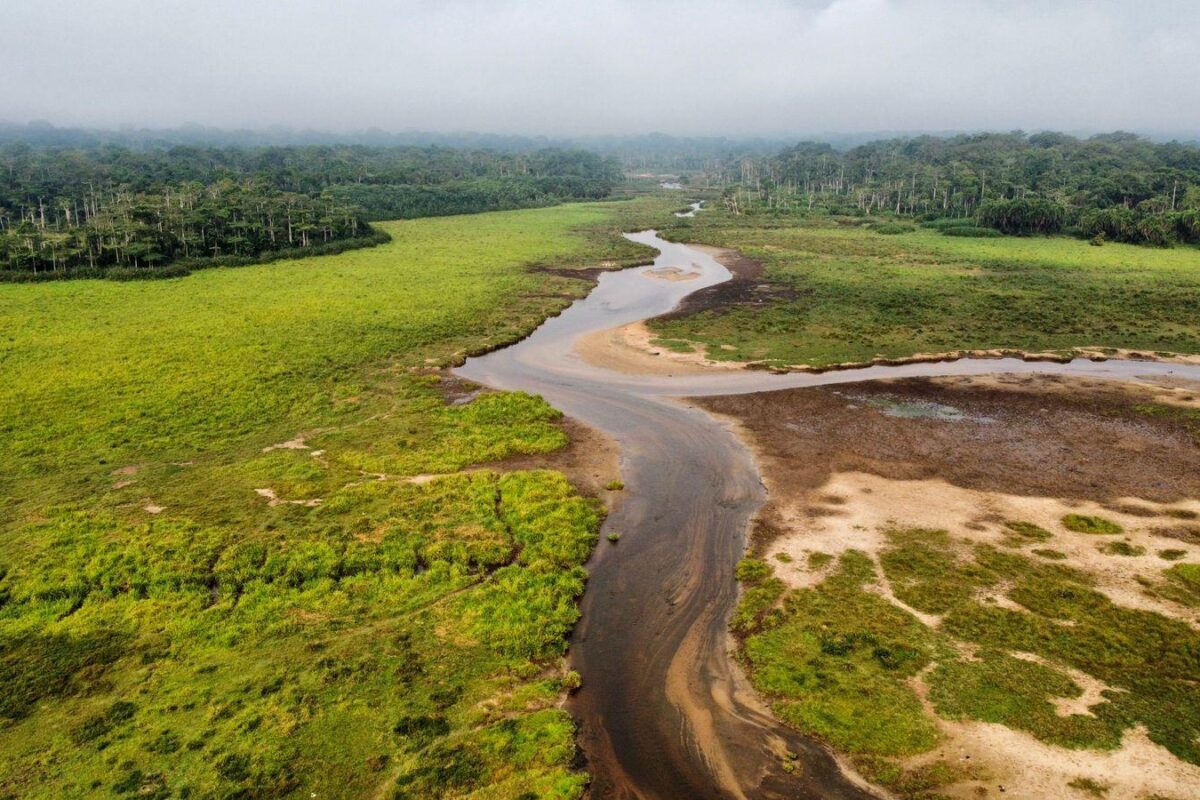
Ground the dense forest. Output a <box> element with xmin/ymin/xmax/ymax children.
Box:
<box><xmin>716</xmin><ymin>132</ymin><xmax>1200</xmax><ymax>246</ymax></box>
<box><xmin>0</xmin><ymin>142</ymin><xmax>621</xmax><ymax>279</ymax></box>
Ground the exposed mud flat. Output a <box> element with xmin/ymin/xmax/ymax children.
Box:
<box><xmin>696</xmin><ymin>373</ymin><xmax>1200</xmax><ymax>797</ymax></box>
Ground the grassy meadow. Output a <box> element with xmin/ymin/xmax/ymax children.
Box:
<box><xmin>655</xmin><ymin>207</ymin><xmax>1200</xmax><ymax>368</ymax></box>
<box><xmin>0</xmin><ymin>199</ymin><xmax>667</xmax><ymax>799</ymax></box>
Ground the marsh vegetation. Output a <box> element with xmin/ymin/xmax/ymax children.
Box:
<box><xmin>651</xmin><ymin>203</ymin><xmax>1200</xmax><ymax>369</ymax></box>
<box><xmin>0</xmin><ymin>199</ymin><xmax>664</xmax><ymax>799</ymax></box>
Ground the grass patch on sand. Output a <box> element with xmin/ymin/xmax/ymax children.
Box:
<box><xmin>1144</xmin><ymin>563</ymin><xmax>1200</xmax><ymax>609</ymax></box>
<box><xmin>1003</xmin><ymin>520</ymin><xmax>1054</xmax><ymax>546</ymax></box>
<box><xmin>649</xmin><ymin>337</ymin><xmax>697</xmax><ymax>354</ymax></box>
<box><xmin>1062</xmin><ymin>514</ymin><xmax>1124</xmax><ymax>535</ymax></box>
<box><xmin>738</xmin><ymin>553</ymin><xmax>962</xmax><ymax>794</ymax></box>
<box><xmin>650</xmin><ymin>208</ymin><xmax>1200</xmax><ymax>368</ymax></box>
<box><xmin>1098</xmin><ymin>540</ymin><xmax>1146</xmax><ymax>557</ymax></box>
<box><xmin>0</xmin><ymin>199</ymin><xmax>673</xmax><ymax>799</ymax></box>
<box><xmin>739</xmin><ymin>527</ymin><xmax>1200</xmax><ymax>798</ymax></box>
<box><xmin>1068</xmin><ymin>776</ymin><xmax>1112</xmax><ymax>797</ymax></box>
<box><xmin>929</xmin><ymin>652</ymin><xmax>1122</xmax><ymax>750</ymax></box>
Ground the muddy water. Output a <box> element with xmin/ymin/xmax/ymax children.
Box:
<box><xmin>456</xmin><ymin>230</ymin><xmax>1200</xmax><ymax>799</ymax></box>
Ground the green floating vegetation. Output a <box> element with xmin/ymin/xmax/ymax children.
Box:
<box><xmin>1062</xmin><ymin>514</ymin><xmax>1125</xmax><ymax>535</ymax></box>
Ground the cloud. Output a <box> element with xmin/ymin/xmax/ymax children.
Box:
<box><xmin>2</xmin><ymin>0</ymin><xmax>1198</xmax><ymax>135</ymax></box>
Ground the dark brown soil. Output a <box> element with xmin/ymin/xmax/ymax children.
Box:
<box><xmin>696</xmin><ymin>374</ymin><xmax>1200</xmax><ymax>549</ymax></box>
<box><xmin>655</xmin><ymin>249</ymin><xmax>801</xmax><ymax>320</ymax></box>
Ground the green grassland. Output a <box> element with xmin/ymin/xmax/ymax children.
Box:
<box><xmin>736</xmin><ymin>530</ymin><xmax>1200</xmax><ymax>798</ymax></box>
<box><xmin>0</xmin><ymin>198</ymin><xmax>670</xmax><ymax>799</ymax></box>
<box><xmin>654</xmin><ymin>208</ymin><xmax>1200</xmax><ymax>368</ymax></box>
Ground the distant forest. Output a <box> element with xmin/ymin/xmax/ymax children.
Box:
<box><xmin>0</xmin><ymin>142</ymin><xmax>621</xmax><ymax>279</ymax></box>
<box><xmin>717</xmin><ymin>132</ymin><xmax>1200</xmax><ymax>246</ymax></box>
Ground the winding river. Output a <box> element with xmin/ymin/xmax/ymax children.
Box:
<box><xmin>455</xmin><ymin>229</ymin><xmax>1200</xmax><ymax>799</ymax></box>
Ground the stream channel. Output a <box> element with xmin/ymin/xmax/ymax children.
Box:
<box><xmin>455</xmin><ymin>225</ymin><xmax>1200</xmax><ymax>799</ymax></box>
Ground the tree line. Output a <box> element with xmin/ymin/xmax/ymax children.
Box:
<box><xmin>713</xmin><ymin>132</ymin><xmax>1200</xmax><ymax>246</ymax></box>
<box><xmin>0</xmin><ymin>143</ymin><xmax>622</xmax><ymax>279</ymax></box>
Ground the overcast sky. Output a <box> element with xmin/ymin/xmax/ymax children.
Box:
<box><xmin>4</xmin><ymin>0</ymin><xmax>1199</xmax><ymax>137</ymax></box>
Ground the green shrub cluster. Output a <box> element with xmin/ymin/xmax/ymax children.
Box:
<box><xmin>941</xmin><ymin>226</ymin><xmax>1003</xmax><ymax>238</ymax></box>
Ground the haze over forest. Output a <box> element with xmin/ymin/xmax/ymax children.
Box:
<box><xmin>4</xmin><ymin>0</ymin><xmax>1200</xmax><ymax>139</ymax></box>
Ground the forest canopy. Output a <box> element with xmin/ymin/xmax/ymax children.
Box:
<box><xmin>0</xmin><ymin>143</ymin><xmax>622</xmax><ymax>279</ymax></box>
<box><xmin>714</xmin><ymin>132</ymin><xmax>1200</xmax><ymax>247</ymax></box>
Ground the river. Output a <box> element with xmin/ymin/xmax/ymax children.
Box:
<box><xmin>455</xmin><ymin>229</ymin><xmax>1200</xmax><ymax>799</ymax></box>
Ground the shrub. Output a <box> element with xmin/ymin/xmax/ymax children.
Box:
<box><xmin>941</xmin><ymin>226</ymin><xmax>1003</xmax><ymax>238</ymax></box>
<box><xmin>921</xmin><ymin>218</ymin><xmax>981</xmax><ymax>230</ymax></box>
<box><xmin>978</xmin><ymin>198</ymin><xmax>1065</xmax><ymax>235</ymax></box>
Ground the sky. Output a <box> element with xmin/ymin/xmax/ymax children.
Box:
<box><xmin>4</xmin><ymin>0</ymin><xmax>1200</xmax><ymax>137</ymax></box>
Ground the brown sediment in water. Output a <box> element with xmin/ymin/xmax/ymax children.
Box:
<box><xmin>695</xmin><ymin>373</ymin><xmax>1200</xmax><ymax>796</ymax></box>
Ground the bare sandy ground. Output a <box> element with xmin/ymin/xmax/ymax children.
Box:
<box><xmin>766</xmin><ymin>471</ymin><xmax>1200</xmax><ymax>625</ymax></box>
<box><xmin>575</xmin><ymin>320</ymin><xmax>744</xmax><ymax>376</ymax></box>
<box><xmin>697</xmin><ymin>374</ymin><xmax>1200</xmax><ymax>800</ymax></box>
